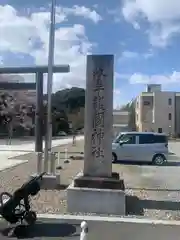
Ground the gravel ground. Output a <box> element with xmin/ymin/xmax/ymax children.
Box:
<box><xmin>114</xmin><ymin>159</ymin><xmax>180</xmax><ymax>220</ymax></box>
<box><xmin>1</xmin><ymin>140</ymin><xmax>180</xmax><ymax>220</ymax></box>
<box><xmin>0</xmin><ymin>140</ymin><xmax>84</xmax><ymax>214</ymax></box>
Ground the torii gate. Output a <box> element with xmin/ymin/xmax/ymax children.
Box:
<box><xmin>0</xmin><ymin>65</ymin><xmax>70</xmax><ymax>174</ymax></box>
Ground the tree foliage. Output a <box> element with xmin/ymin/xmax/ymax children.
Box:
<box><xmin>46</xmin><ymin>87</ymin><xmax>85</xmax><ymax>134</ymax></box>
<box><xmin>0</xmin><ymin>92</ymin><xmax>35</xmax><ymax>137</ymax></box>
<box><xmin>120</xmin><ymin>99</ymin><xmax>136</xmax><ymax>131</ymax></box>
<box><xmin>0</xmin><ymin>87</ymin><xmax>85</xmax><ymax>136</ymax></box>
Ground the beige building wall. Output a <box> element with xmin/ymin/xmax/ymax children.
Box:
<box><xmin>113</xmin><ymin>111</ymin><xmax>129</xmax><ymax>125</ymax></box>
<box><xmin>141</xmin><ymin>94</ymin><xmax>154</xmax><ymax>132</ymax></box>
<box><xmin>135</xmin><ymin>96</ymin><xmax>141</xmax><ymax>131</ymax></box>
<box><xmin>135</xmin><ymin>89</ymin><xmax>177</xmax><ymax>135</ymax></box>
<box><xmin>135</xmin><ymin>93</ymin><xmax>154</xmax><ymax>132</ymax></box>
<box><xmin>153</xmin><ymin>92</ymin><xmax>175</xmax><ymax>135</ymax></box>
<box><xmin>175</xmin><ymin>95</ymin><xmax>180</xmax><ymax>136</ymax></box>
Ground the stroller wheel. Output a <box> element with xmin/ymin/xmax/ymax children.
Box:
<box><xmin>13</xmin><ymin>225</ymin><xmax>27</xmax><ymax>238</ymax></box>
<box><xmin>24</xmin><ymin>211</ymin><xmax>37</xmax><ymax>225</ymax></box>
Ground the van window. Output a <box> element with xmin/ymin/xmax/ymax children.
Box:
<box><xmin>139</xmin><ymin>134</ymin><xmax>154</xmax><ymax>144</ymax></box>
<box><xmin>154</xmin><ymin>135</ymin><xmax>167</xmax><ymax>143</ymax></box>
<box><xmin>120</xmin><ymin>134</ymin><xmax>136</xmax><ymax>144</ymax></box>
<box><xmin>114</xmin><ymin>134</ymin><xmax>136</xmax><ymax>144</ymax></box>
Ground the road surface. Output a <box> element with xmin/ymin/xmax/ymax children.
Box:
<box><xmin>0</xmin><ymin>217</ymin><xmax>180</xmax><ymax>240</ymax></box>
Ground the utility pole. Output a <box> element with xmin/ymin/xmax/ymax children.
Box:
<box><xmin>44</xmin><ymin>0</ymin><xmax>56</xmax><ymax>173</ymax></box>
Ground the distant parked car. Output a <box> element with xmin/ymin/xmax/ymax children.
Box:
<box><xmin>57</xmin><ymin>131</ymin><xmax>67</xmax><ymax>136</ymax></box>
<box><xmin>112</xmin><ymin>131</ymin><xmax>168</xmax><ymax>165</ymax></box>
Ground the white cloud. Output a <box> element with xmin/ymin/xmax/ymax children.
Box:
<box><xmin>129</xmin><ymin>71</ymin><xmax>180</xmax><ymax>84</ymax></box>
<box><xmin>122</xmin><ymin>0</ymin><xmax>180</xmax><ymax>47</ymax></box>
<box><xmin>118</xmin><ymin>49</ymin><xmax>153</xmax><ymax>61</ymax></box>
<box><xmin>0</xmin><ymin>4</ymin><xmax>101</xmax><ymax>91</ymax></box>
<box><xmin>121</xmin><ymin>50</ymin><xmax>139</xmax><ymax>59</ymax></box>
<box><xmin>116</xmin><ymin>73</ymin><xmax>130</xmax><ymax>79</ymax></box>
<box><xmin>114</xmin><ymin>89</ymin><xmax>121</xmax><ymax>95</ymax></box>
<box><xmin>143</xmin><ymin>51</ymin><xmax>154</xmax><ymax>59</ymax></box>
<box><xmin>62</xmin><ymin>5</ymin><xmax>102</xmax><ymax>23</ymax></box>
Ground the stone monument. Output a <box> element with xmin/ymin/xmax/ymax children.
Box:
<box><xmin>67</xmin><ymin>55</ymin><xmax>125</xmax><ymax>215</ymax></box>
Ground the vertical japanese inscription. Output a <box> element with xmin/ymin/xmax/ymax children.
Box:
<box><xmin>91</xmin><ymin>68</ymin><xmax>106</xmax><ymax>161</ymax></box>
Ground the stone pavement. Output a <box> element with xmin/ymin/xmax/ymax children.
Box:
<box><xmin>0</xmin><ymin>136</ymin><xmax>84</xmax><ymax>152</ymax></box>
<box><xmin>1</xmin><ymin>215</ymin><xmax>180</xmax><ymax>240</ymax></box>
<box><xmin>0</xmin><ymin>151</ymin><xmax>30</xmax><ymax>173</ymax></box>
<box><xmin>0</xmin><ymin>136</ymin><xmax>84</xmax><ymax>172</ymax></box>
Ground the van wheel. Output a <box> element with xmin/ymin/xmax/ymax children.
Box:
<box><xmin>152</xmin><ymin>154</ymin><xmax>166</xmax><ymax>165</ymax></box>
<box><xmin>112</xmin><ymin>153</ymin><xmax>117</xmax><ymax>163</ymax></box>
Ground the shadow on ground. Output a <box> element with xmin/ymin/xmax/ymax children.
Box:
<box><xmin>1</xmin><ymin>222</ymin><xmax>79</xmax><ymax>239</ymax></box>
<box><xmin>41</xmin><ymin>184</ymin><xmax>69</xmax><ymax>191</ymax></box>
<box><xmin>139</xmin><ymin>198</ymin><xmax>180</xmax><ymax>211</ymax></box>
<box><xmin>126</xmin><ymin>195</ymin><xmax>144</xmax><ymax>216</ymax></box>
<box><xmin>126</xmin><ymin>195</ymin><xmax>180</xmax><ymax>216</ymax></box>
<box><xmin>114</xmin><ymin>161</ymin><xmax>152</xmax><ymax>166</ymax></box>
<box><xmin>165</xmin><ymin>161</ymin><xmax>180</xmax><ymax>166</ymax></box>
<box><xmin>69</xmin><ymin>155</ymin><xmax>84</xmax><ymax>160</ymax></box>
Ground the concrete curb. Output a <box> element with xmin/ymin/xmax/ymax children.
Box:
<box><xmin>0</xmin><ymin>160</ymin><xmax>28</xmax><ymax>173</ymax></box>
<box><xmin>36</xmin><ymin>213</ymin><xmax>180</xmax><ymax>226</ymax></box>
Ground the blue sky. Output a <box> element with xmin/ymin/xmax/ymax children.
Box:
<box><xmin>1</xmin><ymin>0</ymin><xmax>180</xmax><ymax>107</ymax></box>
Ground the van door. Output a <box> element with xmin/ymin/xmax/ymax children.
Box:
<box><xmin>136</xmin><ymin>134</ymin><xmax>155</xmax><ymax>161</ymax></box>
<box><xmin>117</xmin><ymin>134</ymin><xmax>138</xmax><ymax>161</ymax></box>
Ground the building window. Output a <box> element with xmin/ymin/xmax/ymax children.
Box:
<box><xmin>136</xmin><ymin>100</ymin><xmax>139</xmax><ymax>107</ymax></box>
<box><xmin>168</xmin><ymin>98</ymin><xmax>172</xmax><ymax>105</ymax></box>
<box><xmin>158</xmin><ymin>128</ymin><xmax>162</xmax><ymax>133</ymax></box>
<box><xmin>143</xmin><ymin>101</ymin><xmax>150</xmax><ymax>106</ymax></box>
<box><xmin>136</xmin><ymin>113</ymin><xmax>138</xmax><ymax>121</ymax></box>
<box><xmin>168</xmin><ymin>113</ymin><xmax>172</xmax><ymax>120</ymax></box>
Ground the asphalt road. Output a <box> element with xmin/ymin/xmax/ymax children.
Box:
<box><xmin>0</xmin><ymin>218</ymin><xmax>180</xmax><ymax>240</ymax></box>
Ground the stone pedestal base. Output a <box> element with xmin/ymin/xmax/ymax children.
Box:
<box><xmin>30</xmin><ymin>173</ymin><xmax>60</xmax><ymax>189</ymax></box>
<box><xmin>67</xmin><ymin>172</ymin><xmax>125</xmax><ymax>215</ymax></box>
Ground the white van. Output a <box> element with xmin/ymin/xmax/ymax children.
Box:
<box><xmin>112</xmin><ymin>132</ymin><xmax>168</xmax><ymax>165</ymax></box>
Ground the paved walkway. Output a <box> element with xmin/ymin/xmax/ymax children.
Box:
<box><xmin>1</xmin><ymin>215</ymin><xmax>180</xmax><ymax>240</ymax></box>
<box><xmin>0</xmin><ymin>136</ymin><xmax>84</xmax><ymax>172</ymax></box>
<box><xmin>0</xmin><ymin>136</ymin><xmax>84</xmax><ymax>152</ymax></box>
